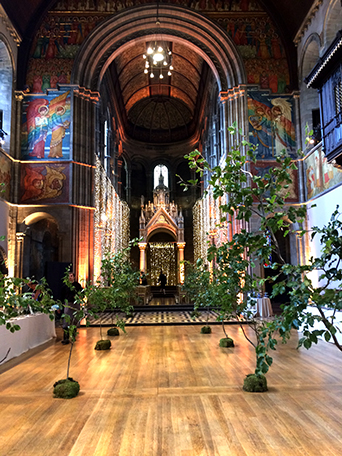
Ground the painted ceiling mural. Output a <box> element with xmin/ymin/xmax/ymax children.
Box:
<box><xmin>26</xmin><ymin>0</ymin><xmax>289</xmax><ymax>95</ymax></box>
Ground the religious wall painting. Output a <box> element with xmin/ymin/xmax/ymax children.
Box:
<box><xmin>0</xmin><ymin>152</ymin><xmax>11</xmax><ymax>201</ymax></box>
<box><xmin>52</xmin><ymin>1</ymin><xmax>263</xmax><ymax>14</ymax></box>
<box><xmin>220</xmin><ymin>15</ymin><xmax>289</xmax><ymax>93</ymax></box>
<box><xmin>21</xmin><ymin>91</ymin><xmax>71</xmax><ymax>160</ymax></box>
<box><xmin>304</xmin><ymin>146</ymin><xmax>342</xmax><ymax>200</ymax></box>
<box><xmin>26</xmin><ymin>14</ymin><xmax>104</xmax><ymax>91</ymax></box>
<box><xmin>305</xmin><ymin>147</ymin><xmax>321</xmax><ymax>200</ymax></box>
<box><xmin>26</xmin><ymin>1</ymin><xmax>288</xmax><ymax>95</ymax></box>
<box><xmin>251</xmin><ymin>161</ymin><xmax>298</xmax><ymax>202</ymax></box>
<box><xmin>20</xmin><ymin>163</ymin><xmax>70</xmax><ymax>204</ymax></box>
<box><xmin>247</xmin><ymin>91</ymin><xmax>296</xmax><ymax>160</ymax></box>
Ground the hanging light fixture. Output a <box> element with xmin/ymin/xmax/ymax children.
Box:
<box><xmin>143</xmin><ymin>1</ymin><xmax>173</xmax><ymax>79</ymax></box>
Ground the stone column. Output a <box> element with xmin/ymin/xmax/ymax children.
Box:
<box><xmin>15</xmin><ymin>231</ymin><xmax>25</xmax><ymax>278</ymax></box>
<box><xmin>177</xmin><ymin>242</ymin><xmax>186</xmax><ymax>284</ymax></box>
<box><xmin>138</xmin><ymin>242</ymin><xmax>147</xmax><ymax>272</ymax></box>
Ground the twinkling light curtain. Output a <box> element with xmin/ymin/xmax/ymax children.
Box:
<box><xmin>94</xmin><ymin>156</ymin><xmax>130</xmax><ymax>282</ymax></box>
<box><xmin>148</xmin><ymin>242</ymin><xmax>176</xmax><ymax>286</ymax></box>
<box><xmin>193</xmin><ymin>188</ymin><xmax>230</xmax><ymax>263</ymax></box>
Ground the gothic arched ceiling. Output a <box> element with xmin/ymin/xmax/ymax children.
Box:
<box><xmin>106</xmin><ymin>40</ymin><xmax>207</xmax><ymax>142</ymax></box>
<box><xmin>3</xmin><ymin>0</ymin><xmax>316</xmax><ymax>91</ymax></box>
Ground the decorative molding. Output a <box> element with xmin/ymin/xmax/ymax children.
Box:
<box><xmin>0</xmin><ymin>5</ymin><xmax>21</xmax><ymax>45</ymax></box>
<box><xmin>294</xmin><ymin>0</ymin><xmax>323</xmax><ymax>46</ymax></box>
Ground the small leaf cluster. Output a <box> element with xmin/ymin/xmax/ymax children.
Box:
<box><xmin>0</xmin><ymin>273</ymin><xmax>56</xmax><ymax>333</ymax></box>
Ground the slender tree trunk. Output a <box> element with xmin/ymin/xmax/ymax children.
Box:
<box><xmin>66</xmin><ymin>342</ymin><xmax>74</xmax><ymax>379</ymax></box>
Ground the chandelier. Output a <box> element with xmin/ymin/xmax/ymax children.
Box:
<box><xmin>143</xmin><ymin>43</ymin><xmax>173</xmax><ymax>79</ymax></box>
<box><xmin>143</xmin><ymin>3</ymin><xmax>173</xmax><ymax>79</ymax></box>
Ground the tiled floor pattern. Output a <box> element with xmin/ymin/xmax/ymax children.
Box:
<box><xmin>81</xmin><ymin>310</ymin><xmax>226</xmax><ymax>326</ymax></box>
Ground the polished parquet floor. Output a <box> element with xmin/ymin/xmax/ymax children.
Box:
<box><xmin>1</xmin><ymin>324</ymin><xmax>342</xmax><ymax>455</ymax></box>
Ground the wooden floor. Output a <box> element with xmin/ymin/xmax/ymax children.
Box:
<box><xmin>1</xmin><ymin>324</ymin><xmax>342</xmax><ymax>456</ymax></box>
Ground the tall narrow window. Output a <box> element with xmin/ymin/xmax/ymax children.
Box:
<box><xmin>154</xmin><ymin>164</ymin><xmax>168</xmax><ymax>188</ymax></box>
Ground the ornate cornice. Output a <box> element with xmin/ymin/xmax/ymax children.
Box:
<box><xmin>294</xmin><ymin>0</ymin><xmax>323</xmax><ymax>46</ymax></box>
<box><xmin>0</xmin><ymin>5</ymin><xmax>21</xmax><ymax>45</ymax></box>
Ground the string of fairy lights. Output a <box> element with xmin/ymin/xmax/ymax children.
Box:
<box><xmin>148</xmin><ymin>243</ymin><xmax>177</xmax><ymax>286</ymax></box>
<box><xmin>193</xmin><ymin>188</ymin><xmax>231</xmax><ymax>263</ymax></box>
<box><xmin>94</xmin><ymin>157</ymin><xmax>130</xmax><ymax>281</ymax></box>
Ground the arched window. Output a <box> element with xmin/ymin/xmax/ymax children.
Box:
<box><xmin>154</xmin><ymin>164</ymin><xmax>168</xmax><ymax>188</ymax></box>
<box><xmin>0</xmin><ymin>38</ymin><xmax>13</xmax><ymax>155</ymax></box>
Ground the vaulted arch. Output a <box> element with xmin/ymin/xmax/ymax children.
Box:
<box><xmin>72</xmin><ymin>4</ymin><xmax>246</xmax><ymax>92</ymax></box>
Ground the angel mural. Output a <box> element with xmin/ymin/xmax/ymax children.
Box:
<box><xmin>48</xmin><ymin>92</ymin><xmax>71</xmax><ymax>158</ymax></box>
<box><xmin>23</xmin><ymin>98</ymin><xmax>49</xmax><ymax>158</ymax></box>
<box><xmin>21</xmin><ymin>91</ymin><xmax>71</xmax><ymax>160</ymax></box>
<box><xmin>248</xmin><ymin>94</ymin><xmax>296</xmax><ymax>159</ymax></box>
<box><xmin>21</xmin><ymin>164</ymin><xmax>68</xmax><ymax>203</ymax></box>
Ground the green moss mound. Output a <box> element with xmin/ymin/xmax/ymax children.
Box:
<box><xmin>219</xmin><ymin>337</ymin><xmax>234</xmax><ymax>347</ymax></box>
<box><xmin>53</xmin><ymin>378</ymin><xmax>80</xmax><ymax>399</ymax></box>
<box><xmin>94</xmin><ymin>339</ymin><xmax>111</xmax><ymax>350</ymax></box>
<box><xmin>243</xmin><ymin>374</ymin><xmax>268</xmax><ymax>392</ymax></box>
<box><xmin>200</xmin><ymin>325</ymin><xmax>212</xmax><ymax>334</ymax></box>
<box><xmin>107</xmin><ymin>327</ymin><xmax>120</xmax><ymax>336</ymax></box>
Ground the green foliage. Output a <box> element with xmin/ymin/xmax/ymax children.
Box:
<box><xmin>182</xmin><ymin>259</ymin><xmax>214</xmax><ymax>312</ymax></box>
<box><xmin>93</xmin><ymin>240</ymin><xmax>140</xmax><ymax>332</ymax></box>
<box><xmin>267</xmin><ymin>206</ymin><xmax>342</xmax><ymax>353</ymax></box>
<box><xmin>184</xmin><ymin>123</ymin><xmax>306</xmax><ymax>376</ymax></box>
<box><xmin>0</xmin><ymin>273</ymin><xmax>56</xmax><ymax>333</ymax></box>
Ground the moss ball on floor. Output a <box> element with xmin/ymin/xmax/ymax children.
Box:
<box><xmin>53</xmin><ymin>378</ymin><xmax>80</xmax><ymax>399</ymax></box>
<box><xmin>243</xmin><ymin>374</ymin><xmax>268</xmax><ymax>392</ymax></box>
<box><xmin>200</xmin><ymin>326</ymin><xmax>212</xmax><ymax>334</ymax></box>
<box><xmin>107</xmin><ymin>327</ymin><xmax>120</xmax><ymax>336</ymax></box>
<box><xmin>219</xmin><ymin>337</ymin><xmax>234</xmax><ymax>347</ymax></box>
<box><xmin>94</xmin><ymin>339</ymin><xmax>111</xmax><ymax>350</ymax></box>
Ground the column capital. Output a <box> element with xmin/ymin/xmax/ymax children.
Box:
<box><xmin>177</xmin><ymin>242</ymin><xmax>186</xmax><ymax>250</ymax></box>
<box><xmin>138</xmin><ymin>242</ymin><xmax>147</xmax><ymax>250</ymax></box>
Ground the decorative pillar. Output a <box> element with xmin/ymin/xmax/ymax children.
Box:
<box><xmin>138</xmin><ymin>242</ymin><xmax>147</xmax><ymax>272</ymax></box>
<box><xmin>177</xmin><ymin>242</ymin><xmax>186</xmax><ymax>284</ymax></box>
<box><xmin>15</xmin><ymin>232</ymin><xmax>25</xmax><ymax>278</ymax></box>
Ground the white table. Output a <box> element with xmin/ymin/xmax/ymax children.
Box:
<box><xmin>256</xmin><ymin>297</ymin><xmax>273</xmax><ymax>318</ymax></box>
<box><xmin>0</xmin><ymin>313</ymin><xmax>56</xmax><ymax>365</ymax></box>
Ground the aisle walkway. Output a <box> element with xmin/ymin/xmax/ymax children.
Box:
<box><xmin>1</xmin><ymin>325</ymin><xmax>342</xmax><ymax>455</ymax></box>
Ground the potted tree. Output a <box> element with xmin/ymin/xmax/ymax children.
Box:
<box><xmin>183</xmin><ymin>123</ymin><xmax>306</xmax><ymax>391</ymax></box>
<box><xmin>182</xmin><ymin>259</ymin><xmax>215</xmax><ymax>334</ymax></box>
<box><xmin>92</xmin><ymin>241</ymin><xmax>140</xmax><ymax>349</ymax></box>
<box><xmin>0</xmin><ymin>273</ymin><xmax>56</xmax><ymax>363</ymax></box>
<box><xmin>53</xmin><ymin>274</ymin><xmax>97</xmax><ymax>398</ymax></box>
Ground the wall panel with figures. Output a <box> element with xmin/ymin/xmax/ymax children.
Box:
<box><xmin>25</xmin><ymin>0</ymin><xmax>293</xmax><ymax>96</ymax></box>
<box><xmin>21</xmin><ymin>89</ymin><xmax>72</xmax><ymax>160</ymax></box>
<box><xmin>247</xmin><ymin>88</ymin><xmax>297</xmax><ymax>160</ymax></box>
<box><xmin>304</xmin><ymin>144</ymin><xmax>342</xmax><ymax>200</ymax></box>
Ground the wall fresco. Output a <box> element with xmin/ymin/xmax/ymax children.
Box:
<box><xmin>21</xmin><ymin>91</ymin><xmax>71</xmax><ymax>160</ymax></box>
<box><xmin>221</xmin><ymin>15</ymin><xmax>289</xmax><ymax>93</ymax></box>
<box><xmin>247</xmin><ymin>90</ymin><xmax>296</xmax><ymax>160</ymax></box>
<box><xmin>305</xmin><ymin>146</ymin><xmax>342</xmax><ymax>200</ymax></box>
<box><xmin>20</xmin><ymin>163</ymin><xmax>70</xmax><ymax>204</ymax></box>
<box><xmin>0</xmin><ymin>152</ymin><xmax>11</xmax><ymax>201</ymax></box>
<box><xmin>26</xmin><ymin>1</ymin><xmax>289</xmax><ymax>95</ymax></box>
<box><xmin>250</xmin><ymin>161</ymin><xmax>298</xmax><ymax>202</ymax></box>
